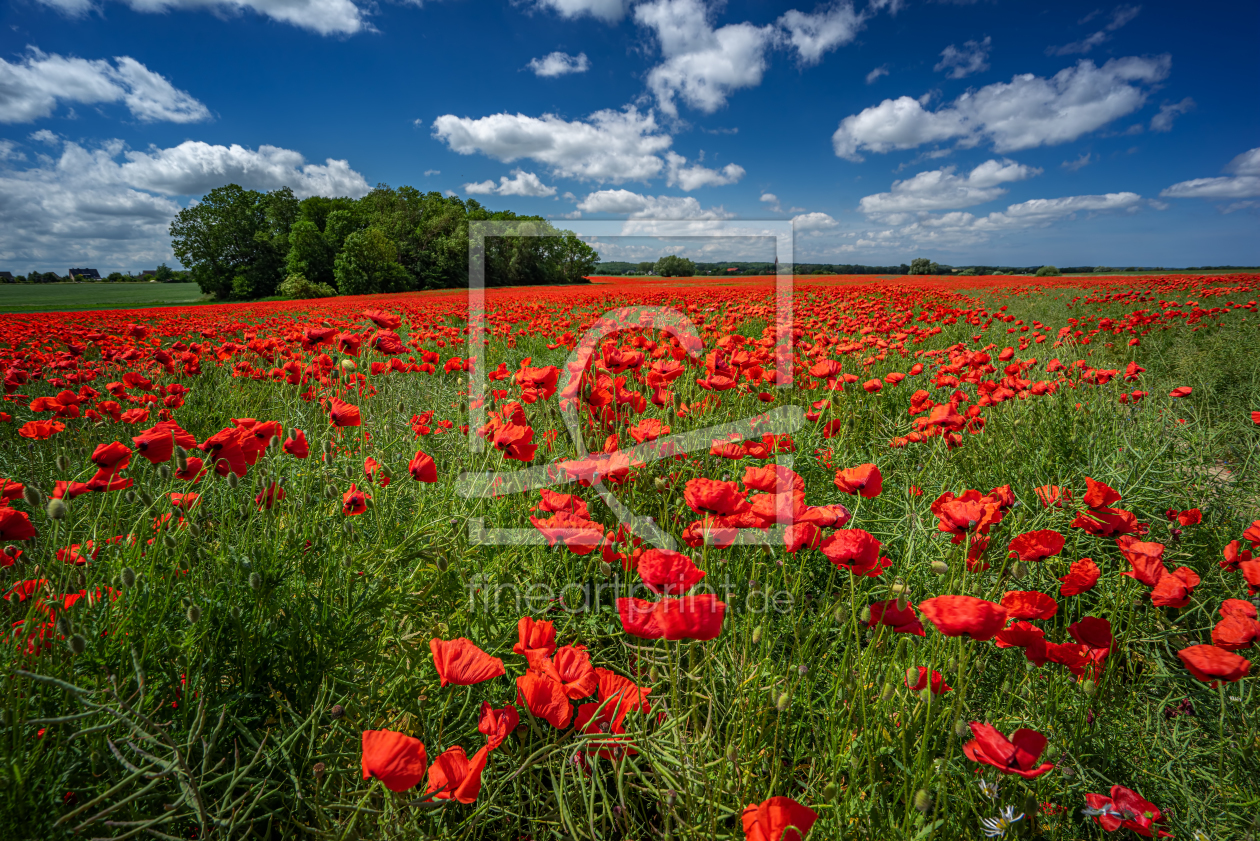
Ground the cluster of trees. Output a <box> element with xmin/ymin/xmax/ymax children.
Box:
<box><xmin>0</xmin><ymin>265</ymin><xmax>188</xmax><ymax>284</ymax></box>
<box><xmin>170</xmin><ymin>184</ymin><xmax>600</xmax><ymax>300</ymax></box>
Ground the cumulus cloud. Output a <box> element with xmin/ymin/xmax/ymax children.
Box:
<box><xmin>664</xmin><ymin>151</ymin><xmax>744</xmax><ymax>190</ymax></box>
<box><xmin>576</xmin><ymin>188</ymin><xmax>733</xmax><ymax>219</ymax></box>
<box><xmin>0</xmin><ymin>137</ymin><xmax>365</xmax><ymax>270</ymax></box>
<box><xmin>792</xmin><ymin>211</ymin><xmax>838</xmax><ymax>231</ymax></box>
<box><xmin>1150</xmin><ymin>97</ymin><xmax>1194</xmax><ymax>132</ymax></box>
<box><xmin>859</xmin><ymin>158</ymin><xmax>1040</xmax><ymax>214</ymax></box>
<box><xmin>1048</xmin><ymin>4</ymin><xmax>1141</xmax><ymax>56</ymax></box>
<box><xmin>533</xmin><ymin>0</ymin><xmax>626</xmax><ymax>22</ymax></box>
<box><xmin>865</xmin><ymin>65</ymin><xmax>889</xmax><ymax>84</ymax></box>
<box><xmin>33</xmin><ymin>0</ymin><xmax>366</xmax><ymax>36</ymax></box>
<box><xmin>832</xmin><ymin>55</ymin><xmax>1170</xmax><ymax>160</ymax></box>
<box><xmin>779</xmin><ymin>2</ymin><xmax>866</xmax><ymax>66</ymax></box>
<box><xmin>635</xmin><ymin>0</ymin><xmax>778</xmax><ymax>117</ymax></box>
<box><xmin>0</xmin><ymin>48</ymin><xmax>210</xmax><ymax>124</ymax></box>
<box><xmin>431</xmin><ymin>106</ymin><xmax>673</xmax><ymax>184</ymax></box>
<box><xmin>527</xmin><ymin>51</ymin><xmax>590</xmax><ymax>77</ymax></box>
<box><xmin>934</xmin><ymin>36</ymin><xmax>990</xmax><ymax>79</ymax></box>
<box><xmin>463</xmin><ymin>170</ymin><xmax>557</xmax><ymax>197</ymax></box>
<box><xmin>1161</xmin><ymin>147</ymin><xmax>1260</xmax><ymax>200</ymax></box>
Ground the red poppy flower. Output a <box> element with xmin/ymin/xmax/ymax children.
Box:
<box><xmin>1001</xmin><ymin>590</ymin><xmax>1059</xmax><ymax>621</ymax></box>
<box><xmin>684</xmin><ymin>478</ymin><xmax>751</xmax><ymax>516</ymax></box>
<box><xmin>283</xmin><ymin>429</ymin><xmax>309</xmax><ymax>458</ymax></box>
<box><xmin>904</xmin><ymin>666</ymin><xmax>951</xmax><ymax>694</ymax></box>
<box><xmin>1082</xmin><ymin>477</ymin><xmax>1123</xmax><ymax>508</ymax></box>
<box><xmin>1244</xmin><ymin>559</ymin><xmax>1260</xmax><ymax>596</ymax></box>
<box><xmin>1117</xmin><ymin>538</ymin><xmax>1168</xmax><ymax>586</ymax></box>
<box><xmin>18</xmin><ymin>420</ymin><xmax>65</xmax><ymax>440</ymax></box>
<box><xmin>363</xmin><ymin>457</ymin><xmax>391</xmax><ymax>487</ymax></box>
<box><xmin>919</xmin><ymin>595</ymin><xmax>1008</xmax><ymax>640</ymax></box>
<box><xmin>430</xmin><ymin>638</ymin><xmax>505</xmax><ymax>687</ymax></box>
<box><xmin>175</xmin><ymin>457</ymin><xmax>205</xmax><ymax>482</ymax></box>
<box><xmin>994</xmin><ymin>621</ymin><xmax>1049</xmax><ymax>666</ymax></box>
<box><xmin>329</xmin><ymin>398</ymin><xmax>361</xmax><ymax>427</ymax></box>
<box><xmin>962</xmin><ymin>722</ymin><xmax>1054</xmax><ymax>778</ymax></box>
<box><xmin>594</xmin><ymin>667</ymin><xmax>651</xmax><ymax>727</ymax></box>
<box><xmin>426</xmin><ymin>745</ymin><xmax>489</xmax><ymax>804</ymax></box>
<box><xmin>513</xmin><ymin>616</ymin><xmax>556</xmax><ymax>659</ymax></box>
<box><xmin>1007</xmin><ymin>529</ymin><xmax>1064</xmax><ymax>562</ymax></box>
<box><xmin>798</xmin><ymin>504</ymin><xmax>851</xmax><ymax>529</ymax></box>
<box><xmin>361</xmin><ymin>729</ymin><xmax>427</xmax><ymax>793</ymax></box>
<box><xmin>833</xmin><ymin>463</ymin><xmax>882</xmax><ymax>498</ymax></box>
<box><xmin>637</xmin><ymin>548</ymin><xmax>705</xmax><ymax>595</ymax></box>
<box><xmin>478</xmin><ymin>702</ymin><xmax>520</xmax><ymax>751</ymax></box>
<box><xmin>1045</xmin><ymin>641</ymin><xmax>1092</xmax><ymax>678</ymax></box>
<box><xmin>1149</xmin><ymin>565</ymin><xmax>1200</xmax><ymax>607</ymax></box>
<box><xmin>132</xmin><ymin>422</ymin><xmax>197</xmax><ymax>464</ymax></box>
<box><xmin>820</xmin><ymin>529</ymin><xmax>891</xmax><ymax>577</ymax></box>
<box><xmin>0</xmin><ymin>509</ymin><xmax>37</xmax><ymax>542</ymax></box>
<box><xmin>527</xmin><ymin>644</ymin><xmax>598</xmax><ymax>700</ymax></box>
<box><xmin>617</xmin><ymin>595</ymin><xmax>726</xmax><ymax>641</ymax></box>
<box><xmin>408</xmin><ymin>451</ymin><xmax>437</xmax><ymax>483</ymax></box>
<box><xmin>255</xmin><ymin>482</ymin><xmax>285</xmax><ymax>510</ymax></box>
<box><xmin>516</xmin><ymin>670</ymin><xmax>573</xmax><ymax>728</ymax></box>
<box><xmin>342</xmin><ymin>484</ymin><xmax>370</xmax><ymax>516</ymax></box>
<box><xmin>783</xmin><ymin>522</ymin><xmax>823</xmax><ymax>553</ymax></box>
<box><xmin>931</xmin><ymin>490</ymin><xmax>1004</xmax><ymax>544</ymax></box>
<box><xmin>1212</xmin><ymin>614</ymin><xmax>1259</xmax><ymax>651</ymax></box>
<box><xmin>867</xmin><ymin>600</ymin><xmax>925</xmax><ymax>636</ymax></box>
<box><xmin>1068</xmin><ymin>616</ymin><xmax>1113</xmax><ymax>652</ymax></box>
<box><xmin>529</xmin><ymin>511</ymin><xmax>605</xmax><ymax>554</ymax></box>
<box><xmin>1169</xmin><ymin>386</ymin><xmax>1192</xmax><ymax>398</ymax></box>
<box><xmin>1177</xmin><ymin>644</ymin><xmax>1250</xmax><ymax>685</ymax></box>
<box><xmin>741</xmin><ymin>796</ymin><xmax>818</xmax><ymax>841</ymax></box>
<box><xmin>1059</xmin><ymin>557</ymin><xmax>1101</xmax><ymax>596</ymax></box>
<box><xmin>1083</xmin><ymin>785</ymin><xmax>1172</xmax><ymax>838</ymax></box>
<box><xmin>1221</xmin><ymin>598</ymin><xmax>1257</xmax><ymax>620</ymax></box>
<box><xmin>1072</xmin><ymin>506</ymin><xmax>1145</xmax><ymax>538</ymax></box>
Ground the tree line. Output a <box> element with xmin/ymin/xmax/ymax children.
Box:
<box><xmin>169</xmin><ymin>184</ymin><xmax>600</xmax><ymax>300</ymax></box>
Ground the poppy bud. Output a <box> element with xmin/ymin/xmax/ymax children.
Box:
<box><xmin>329</xmin><ymin>704</ymin><xmax>344</xmax><ymax>720</ymax></box>
<box><xmin>822</xmin><ymin>782</ymin><xmax>838</xmax><ymax>800</ymax></box>
<box><xmin>323</xmin><ymin>439</ymin><xmax>334</xmax><ymax>454</ymax></box>
<box><xmin>649</xmin><ymin>666</ymin><xmax>659</xmax><ymax>683</ymax></box>
<box><xmin>947</xmin><ymin>657</ymin><xmax>959</xmax><ymax>674</ymax></box>
<box><xmin>896</xmin><ymin>596</ymin><xmax>908</xmax><ymax>612</ymax></box>
<box><xmin>1023</xmin><ymin>794</ymin><xmax>1038</xmax><ymax>822</ymax></box>
<box><xmin>775</xmin><ymin>691</ymin><xmax>791</xmax><ymax>712</ymax></box>
<box><xmin>121</xmin><ymin>567</ymin><xmax>137</xmax><ymax>588</ymax></box>
<box><xmin>435</xmin><ymin>556</ymin><xmax>448</xmax><ymax>572</ymax></box>
<box><xmin>396</xmin><ymin>401</ymin><xmax>405</xmax><ymax>413</ymax></box>
<box><xmin>56</xmin><ymin>615</ymin><xmax>72</xmax><ymax>637</ymax></box>
<box><xmin>599</xmin><ymin>560</ymin><xmax>613</xmax><ymax>577</ymax></box>
<box><xmin>913</xmin><ymin>789</ymin><xmax>935</xmax><ymax>814</ymax></box>
<box><xmin>23</xmin><ymin>486</ymin><xmax>42</xmax><ymax>507</ymax></box>
<box><xmin>1081</xmin><ymin>679</ymin><xmax>1096</xmax><ymax>697</ymax></box>
<box><xmin>163</xmin><ymin>534</ymin><xmax>177</xmax><ymax>549</ymax></box>
<box><xmin>890</xmin><ymin>581</ymin><xmax>908</xmax><ymax>596</ymax></box>
<box><xmin>895</xmin><ymin>638</ymin><xmax>909</xmax><ymax>659</ymax></box>
<box><xmin>68</xmin><ymin>634</ymin><xmax>87</xmax><ymax>655</ymax></box>
<box><xmin>654</xmin><ymin>476</ymin><xmax>668</xmax><ymax>491</ymax></box>
<box><xmin>323</xmin><ymin>485</ymin><xmax>337</xmax><ymax>499</ymax></box>
<box><xmin>248</xmin><ymin>572</ymin><xmax>262</xmax><ymax>590</ymax></box>
<box><xmin>751</xmin><ymin>625</ymin><xmax>763</xmax><ymax>644</ymax></box>
<box><xmin>56</xmin><ymin>455</ymin><xmax>70</xmax><ymax>472</ymax></box>
<box><xmin>186</xmin><ymin>604</ymin><xmax>201</xmax><ymax>624</ymax></box>
<box><xmin>340</xmin><ymin>359</ymin><xmax>356</xmax><ymax>372</ymax></box>
<box><xmin>953</xmin><ymin>718</ymin><xmax>970</xmax><ymax>738</ymax></box>
<box><xmin>1012</xmin><ymin>561</ymin><xmax>1030</xmax><ymax>579</ymax></box>
<box><xmin>880</xmin><ymin>683</ymin><xmax>895</xmax><ymax>701</ymax></box>
<box><xmin>833</xmin><ymin>606</ymin><xmax>847</xmax><ymax>625</ymax></box>
<box><xmin>859</xmin><ymin>606</ymin><xmax>871</xmax><ymax>624</ymax></box>
<box><xmin>931</xmin><ymin>560</ymin><xmax>949</xmax><ymax>575</ymax></box>
<box><xmin>46</xmin><ymin>498</ymin><xmax>68</xmax><ymax>520</ymax></box>
<box><xmin>158</xmin><ymin>465</ymin><xmax>171</xmax><ymax>481</ymax></box>
<box><xmin>906</xmin><ymin>666</ymin><xmax>920</xmax><ymax>686</ymax></box>
<box><xmin>226</xmin><ymin>472</ymin><xmax>240</xmax><ymax>489</ymax></box>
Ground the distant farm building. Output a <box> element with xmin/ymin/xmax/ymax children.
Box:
<box><xmin>68</xmin><ymin>268</ymin><xmax>101</xmax><ymax>280</ymax></box>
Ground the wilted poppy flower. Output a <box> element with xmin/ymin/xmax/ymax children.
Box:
<box><xmin>478</xmin><ymin>702</ymin><xmax>520</xmax><ymax>751</ymax></box>
<box><xmin>426</xmin><ymin>745</ymin><xmax>489</xmax><ymax>804</ymax></box>
<box><xmin>430</xmin><ymin>638</ymin><xmax>505</xmax><ymax>687</ymax></box>
<box><xmin>1150</xmin><ymin>566</ymin><xmax>1200</xmax><ymax>608</ymax></box>
<box><xmin>1034</xmin><ymin>485</ymin><xmax>1071</xmax><ymax>508</ymax></box>
<box><xmin>1177</xmin><ymin>644</ymin><xmax>1250</xmax><ymax>685</ymax></box>
<box><xmin>638</xmin><ymin>548</ymin><xmax>705</xmax><ymax>595</ymax></box>
<box><xmin>409</xmin><ymin>451</ymin><xmax>437</xmax><ymax>483</ymax></box>
<box><xmin>1059</xmin><ymin>557</ymin><xmax>1101</xmax><ymax>596</ymax></box>
<box><xmin>361</xmin><ymin>730</ymin><xmax>427</xmax><ymax>793</ymax></box>
<box><xmin>342</xmin><ymin>484</ymin><xmax>370</xmax><ymax>516</ymax></box>
<box><xmin>0</xmin><ymin>509</ymin><xmax>37</xmax><ymax>542</ymax></box>
<box><xmin>1001</xmin><ymin>590</ymin><xmax>1059</xmax><ymax>621</ymax></box>
<box><xmin>1007</xmin><ymin>530</ymin><xmax>1064</xmax><ymax>562</ymax></box>
<box><xmin>514</xmin><ymin>616</ymin><xmax>556</xmax><ymax>659</ymax></box>
<box><xmin>329</xmin><ymin>398</ymin><xmax>361</xmax><ymax>428</ymax></box>
<box><xmin>741</xmin><ymin>796</ymin><xmax>818</xmax><ymax>841</ymax></box>
<box><xmin>617</xmin><ymin>595</ymin><xmax>726</xmax><ymax>641</ymax></box>
<box><xmin>867</xmin><ymin>600</ymin><xmax>925</xmax><ymax>636</ymax></box>
<box><xmin>516</xmin><ymin>669</ymin><xmax>573</xmax><ymax>728</ymax></box>
<box><xmin>962</xmin><ymin>722</ymin><xmax>1054</xmax><ymax>778</ymax></box>
<box><xmin>833</xmin><ymin>463</ymin><xmax>882</xmax><ymax>498</ymax></box>
<box><xmin>1083</xmin><ymin>785</ymin><xmax>1171</xmax><ymax>837</ymax></box>
<box><xmin>820</xmin><ymin>529</ymin><xmax>891</xmax><ymax>577</ymax></box>
<box><xmin>905</xmin><ymin>666</ymin><xmax>951</xmax><ymax>694</ymax></box>
<box><xmin>364</xmin><ymin>457</ymin><xmax>391</xmax><ymax>487</ymax></box>
<box><xmin>919</xmin><ymin>595</ymin><xmax>1008</xmax><ymax>640</ymax></box>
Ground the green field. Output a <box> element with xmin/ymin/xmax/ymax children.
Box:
<box><xmin>0</xmin><ymin>283</ymin><xmax>206</xmax><ymax>314</ymax></box>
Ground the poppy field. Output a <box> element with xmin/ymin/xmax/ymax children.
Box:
<box><xmin>1</xmin><ymin>272</ymin><xmax>1258</xmax><ymax>840</ymax></box>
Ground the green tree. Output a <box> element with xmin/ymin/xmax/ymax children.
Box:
<box><xmin>908</xmin><ymin>257</ymin><xmax>932</xmax><ymax>275</ymax></box>
<box><xmin>334</xmin><ymin>227</ymin><xmax>413</xmax><ymax>295</ymax></box>
<box><xmin>154</xmin><ymin>263</ymin><xmax>176</xmax><ymax>282</ymax></box>
<box><xmin>106</xmin><ymin>272</ymin><xmax>126</xmax><ymax>283</ymax></box>
<box><xmin>553</xmin><ymin>233</ymin><xmax>599</xmax><ymax>283</ymax></box>
<box><xmin>169</xmin><ymin>184</ymin><xmax>293</xmax><ymax>300</ymax></box>
<box><xmin>1035</xmin><ymin>265</ymin><xmax>1060</xmax><ymax>277</ymax></box>
<box><xmin>285</xmin><ymin>219</ymin><xmax>337</xmax><ymax>289</ymax></box>
<box><xmin>655</xmin><ymin>255</ymin><xmax>696</xmax><ymax>277</ymax></box>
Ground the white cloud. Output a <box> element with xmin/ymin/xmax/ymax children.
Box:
<box><xmin>1150</xmin><ymin>97</ymin><xmax>1194</xmax><ymax>133</ymax></box>
<box><xmin>833</xmin><ymin>55</ymin><xmax>1170</xmax><ymax>160</ymax></box>
<box><xmin>934</xmin><ymin>36</ymin><xmax>990</xmax><ymax>80</ymax></box>
<box><xmin>865</xmin><ymin>65</ymin><xmax>889</xmax><ymax>84</ymax></box>
<box><xmin>463</xmin><ymin>169</ymin><xmax>556</xmax><ymax>197</ymax></box>
<box><xmin>792</xmin><ymin>211</ymin><xmax>838</xmax><ymax>231</ymax></box>
<box><xmin>527</xmin><ymin>51</ymin><xmax>591</xmax><ymax>78</ymax></box>
<box><xmin>779</xmin><ymin>2</ymin><xmax>866</xmax><ymax>66</ymax></box>
<box><xmin>29</xmin><ymin>129</ymin><xmax>59</xmax><ymax>144</ymax></box>
<box><xmin>576</xmin><ymin>188</ymin><xmax>733</xmax><ymax>219</ymax></box>
<box><xmin>0</xmin><ymin>140</ymin><xmax>23</xmax><ymax>161</ymax></box>
<box><xmin>424</xmin><ymin>169</ymin><xmax>440</xmax><ymax>176</ymax></box>
<box><xmin>859</xmin><ymin>158</ymin><xmax>1040</xmax><ymax>214</ymax></box>
<box><xmin>34</xmin><ymin>0</ymin><xmax>366</xmax><ymax>35</ymax></box>
<box><xmin>1048</xmin><ymin>5</ymin><xmax>1141</xmax><ymax>56</ymax></box>
<box><xmin>533</xmin><ymin>0</ymin><xmax>626</xmax><ymax>22</ymax></box>
<box><xmin>1061</xmin><ymin>152</ymin><xmax>1094</xmax><ymax>171</ymax></box>
<box><xmin>636</xmin><ymin>0</ymin><xmax>778</xmax><ymax>117</ymax></box>
<box><xmin>1161</xmin><ymin>147</ymin><xmax>1260</xmax><ymax>200</ymax></box>
<box><xmin>760</xmin><ymin>192</ymin><xmax>778</xmax><ymax>203</ymax></box>
<box><xmin>0</xmin><ymin>137</ymin><xmax>365</xmax><ymax>270</ymax></box>
<box><xmin>663</xmin><ymin>151</ymin><xmax>744</xmax><ymax>190</ymax></box>
<box><xmin>0</xmin><ymin>48</ymin><xmax>210</xmax><ymax>124</ymax></box>
<box><xmin>432</xmin><ymin>106</ymin><xmax>672</xmax><ymax>184</ymax></box>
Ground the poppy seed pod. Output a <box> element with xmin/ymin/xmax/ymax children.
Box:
<box><xmin>248</xmin><ymin>572</ymin><xmax>262</xmax><ymax>590</ymax></box>
<box><xmin>55</xmin><ymin>455</ymin><xmax>70</xmax><ymax>472</ymax></box>
<box><xmin>121</xmin><ymin>567</ymin><xmax>137</xmax><ymax>588</ymax></box>
<box><xmin>313</xmin><ymin>762</ymin><xmax>326</xmax><ymax>781</ymax></box>
<box><xmin>46</xmin><ymin>498</ymin><xmax>68</xmax><ymax>520</ymax></box>
<box><xmin>664</xmin><ymin>789</ymin><xmax>677</xmax><ymax>806</ymax></box>
<box><xmin>187</xmin><ymin>604</ymin><xmax>201</xmax><ymax>624</ymax></box>
<box><xmin>68</xmin><ymin>634</ymin><xmax>87</xmax><ymax>655</ymax></box>
<box><xmin>329</xmin><ymin>704</ymin><xmax>344</xmax><ymax>720</ymax></box>
<box><xmin>913</xmin><ymin>789</ymin><xmax>935</xmax><ymax>814</ymax></box>
<box><xmin>23</xmin><ymin>486</ymin><xmax>42</xmax><ymax>507</ymax></box>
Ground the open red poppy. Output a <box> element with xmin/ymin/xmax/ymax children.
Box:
<box><xmin>919</xmin><ymin>595</ymin><xmax>1009</xmax><ymax>640</ymax></box>
<box><xmin>962</xmin><ymin>722</ymin><xmax>1055</xmax><ymax>778</ymax></box>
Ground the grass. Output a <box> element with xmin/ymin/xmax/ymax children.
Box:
<box><xmin>0</xmin><ymin>275</ymin><xmax>1257</xmax><ymax>840</ymax></box>
<box><xmin>0</xmin><ymin>283</ymin><xmax>206</xmax><ymax>314</ymax></box>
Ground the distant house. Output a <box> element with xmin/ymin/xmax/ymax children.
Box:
<box><xmin>0</xmin><ymin>272</ymin><xmax>13</xmax><ymax>281</ymax></box>
<box><xmin>68</xmin><ymin>268</ymin><xmax>101</xmax><ymax>280</ymax></box>
<box><xmin>141</xmin><ymin>270</ymin><xmax>156</xmax><ymax>277</ymax></box>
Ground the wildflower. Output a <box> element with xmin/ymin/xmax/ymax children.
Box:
<box><xmin>741</xmin><ymin>796</ymin><xmax>818</xmax><ymax>841</ymax></box>
<box><xmin>919</xmin><ymin>595</ymin><xmax>1009</xmax><ymax>641</ymax></box>
<box><xmin>978</xmin><ymin>778</ymin><xmax>999</xmax><ymax>800</ymax></box>
<box><xmin>962</xmin><ymin>722</ymin><xmax>1055</xmax><ymax>778</ymax></box>
<box><xmin>617</xmin><ymin>595</ymin><xmax>727</xmax><ymax>641</ymax></box>
<box><xmin>430</xmin><ymin>638</ymin><xmax>505</xmax><ymax>686</ymax></box>
<box><xmin>426</xmin><ymin>745</ymin><xmax>489</xmax><ymax>804</ymax></box>
<box><xmin>1083</xmin><ymin>785</ymin><xmax>1171</xmax><ymax>837</ymax></box>
<box><xmin>361</xmin><ymin>730</ymin><xmax>427</xmax><ymax>792</ymax></box>
<box><xmin>980</xmin><ymin>806</ymin><xmax>1024</xmax><ymax>838</ymax></box>
<box><xmin>833</xmin><ymin>463</ymin><xmax>882</xmax><ymax>498</ymax></box>
<box><xmin>341</xmin><ymin>484</ymin><xmax>370</xmax><ymax>516</ymax></box>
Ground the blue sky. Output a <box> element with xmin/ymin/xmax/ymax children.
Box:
<box><xmin>1</xmin><ymin>0</ymin><xmax>1257</xmax><ymax>272</ymax></box>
